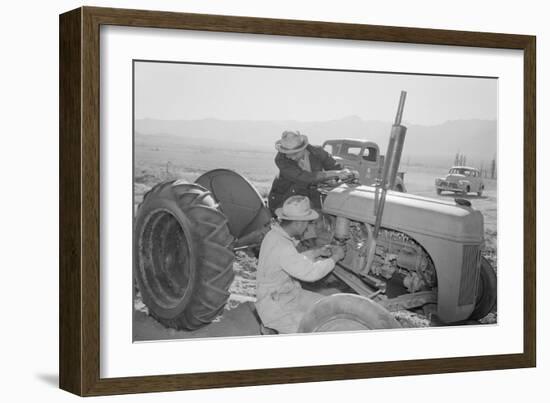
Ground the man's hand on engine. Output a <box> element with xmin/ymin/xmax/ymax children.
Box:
<box><xmin>317</xmin><ymin>245</ymin><xmax>333</xmax><ymax>257</ymax></box>
<box><xmin>329</xmin><ymin>245</ymin><xmax>346</xmax><ymax>262</ymax></box>
<box><xmin>318</xmin><ymin>169</ymin><xmax>358</xmax><ymax>190</ymax></box>
<box><xmin>335</xmin><ymin>168</ymin><xmax>359</xmax><ymax>181</ymax></box>
<box><xmin>321</xmin><ymin>169</ymin><xmax>350</xmax><ymax>181</ymax></box>
<box><xmin>337</xmin><ymin>168</ymin><xmax>352</xmax><ymax>180</ymax></box>
<box><xmin>321</xmin><ymin>171</ymin><xmax>340</xmax><ymax>181</ymax></box>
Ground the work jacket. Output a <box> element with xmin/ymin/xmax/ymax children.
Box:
<box><xmin>255</xmin><ymin>224</ymin><xmax>336</xmax><ymax>333</ymax></box>
<box><xmin>268</xmin><ymin>145</ymin><xmax>342</xmax><ymax>212</ymax></box>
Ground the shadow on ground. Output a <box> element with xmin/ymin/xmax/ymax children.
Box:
<box><xmin>133</xmin><ymin>302</ymin><xmax>262</xmax><ymax>341</ymax></box>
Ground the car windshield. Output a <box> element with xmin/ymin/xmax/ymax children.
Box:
<box><xmin>323</xmin><ymin>143</ymin><xmax>335</xmax><ymax>154</ymax></box>
<box><xmin>449</xmin><ymin>168</ymin><xmax>474</xmax><ymax>176</ymax></box>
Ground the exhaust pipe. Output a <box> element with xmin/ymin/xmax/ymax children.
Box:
<box><xmin>365</xmin><ymin>91</ymin><xmax>408</xmax><ymax>274</ymax></box>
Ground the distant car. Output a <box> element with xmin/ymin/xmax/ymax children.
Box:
<box><xmin>322</xmin><ymin>139</ymin><xmax>406</xmax><ymax>192</ymax></box>
<box><xmin>435</xmin><ymin>166</ymin><xmax>484</xmax><ymax>196</ymax></box>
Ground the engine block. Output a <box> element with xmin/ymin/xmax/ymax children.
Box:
<box><xmin>342</xmin><ymin>222</ymin><xmax>437</xmax><ymax>294</ymax></box>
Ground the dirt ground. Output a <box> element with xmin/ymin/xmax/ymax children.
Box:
<box><xmin>133</xmin><ymin>147</ymin><xmax>498</xmax><ymax>342</ymax></box>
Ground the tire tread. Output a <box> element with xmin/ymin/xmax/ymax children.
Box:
<box><xmin>136</xmin><ymin>180</ymin><xmax>235</xmax><ymax>330</ymax></box>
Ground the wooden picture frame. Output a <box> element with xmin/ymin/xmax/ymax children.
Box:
<box><xmin>59</xmin><ymin>6</ymin><xmax>536</xmax><ymax>396</ymax></box>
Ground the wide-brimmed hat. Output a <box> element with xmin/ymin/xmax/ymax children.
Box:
<box><xmin>275</xmin><ymin>195</ymin><xmax>319</xmax><ymax>221</ymax></box>
<box><xmin>275</xmin><ymin>130</ymin><xmax>309</xmax><ymax>154</ymax></box>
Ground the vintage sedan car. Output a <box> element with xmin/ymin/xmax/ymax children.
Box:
<box><xmin>435</xmin><ymin>166</ymin><xmax>484</xmax><ymax>196</ymax></box>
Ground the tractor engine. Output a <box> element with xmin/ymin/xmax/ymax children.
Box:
<box><xmin>334</xmin><ymin>218</ymin><xmax>437</xmax><ymax>295</ymax></box>
<box><xmin>321</xmin><ymin>184</ymin><xmax>486</xmax><ymax>323</ymax></box>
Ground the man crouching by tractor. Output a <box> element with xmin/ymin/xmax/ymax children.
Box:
<box><xmin>255</xmin><ymin>195</ymin><xmax>346</xmax><ymax>334</ymax></box>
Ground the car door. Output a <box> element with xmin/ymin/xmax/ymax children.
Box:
<box><xmin>360</xmin><ymin>145</ymin><xmax>380</xmax><ymax>185</ymax></box>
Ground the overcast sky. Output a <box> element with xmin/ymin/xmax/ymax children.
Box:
<box><xmin>134</xmin><ymin>61</ymin><xmax>497</xmax><ymax>126</ymax></box>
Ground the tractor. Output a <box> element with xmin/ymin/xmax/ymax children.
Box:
<box><xmin>134</xmin><ymin>91</ymin><xmax>497</xmax><ymax>332</ymax></box>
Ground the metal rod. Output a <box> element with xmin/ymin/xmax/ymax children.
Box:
<box><xmin>332</xmin><ymin>265</ymin><xmax>379</xmax><ymax>298</ymax></box>
<box><xmin>366</xmin><ymin>91</ymin><xmax>408</xmax><ymax>271</ymax></box>
<box><xmin>387</xmin><ymin>125</ymin><xmax>407</xmax><ymax>189</ymax></box>
<box><xmin>233</xmin><ymin>244</ymin><xmax>260</xmax><ymax>251</ymax></box>
<box><xmin>376</xmin><ymin>91</ymin><xmax>408</xmax><ymax>226</ymax></box>
<box><xmin>394</xmin><ymin>90</ymin><xmax>407</xmax><ymax>126</ymax></box>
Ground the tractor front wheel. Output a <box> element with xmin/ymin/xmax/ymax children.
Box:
<box><xmin>134</xmin><ymin>180</ymin><xmax>235</xmax><ymax>330</ymax></box>
<box><xmin>469</xmin><ymin>257</ymin><xmax>497</xmax><ymax>321</ymax></box>
<box><xmin>298</xmin><ymin>293</ymin><xmax>402</xmax><ymax>332</ymax></box>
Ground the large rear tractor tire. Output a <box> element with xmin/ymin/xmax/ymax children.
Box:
<box><xmin>134</xmin><ymin>180</ymin><xmax>235</xmax><ymax>330</ymax></box>
<box><xmin>469</xmin><ymin>257</ymin><xmax>497</xmax><ymax>320</ymax></box>
<box><xmin>298</xmin><ymin>294</ymin><xmax>402</xmax><ymax>332</ymax></box>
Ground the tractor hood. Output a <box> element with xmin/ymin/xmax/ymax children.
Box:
<box><xmin>323</xmin><ymin>185</ymin><xmax>484</xmax><ymax>243</ymax></box>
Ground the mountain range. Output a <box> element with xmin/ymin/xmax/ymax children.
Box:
<box><xmin>135</xmin><ymin>116</ymin><xmax>497</xmax><ymax>167</ymax></box>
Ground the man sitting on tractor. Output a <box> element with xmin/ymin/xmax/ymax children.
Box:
<box><xmin>268</xmin><ymin>130</ymin><xmax>351</xmax><ymax>213</ymax></box>
<box><xmin>255</xmin><ymin>195</ymin><xmax>346</xmax><ymax>334</ymax></box>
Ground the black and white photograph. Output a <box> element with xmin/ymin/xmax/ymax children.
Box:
<box><xmin>1</xmin><ymin>0</ymin><xmax>544</xmax><ymax>400</ymax></box>
<box><xmin>132</xmin><ymin>60</ymin><xmax>498</xmax><ymax>341</ymax></box>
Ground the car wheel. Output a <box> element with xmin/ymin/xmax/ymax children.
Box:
<box><xmin>436</xmin><ymin>188</ymin><xmax>442</xmax><ymax>195</ymax></box>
